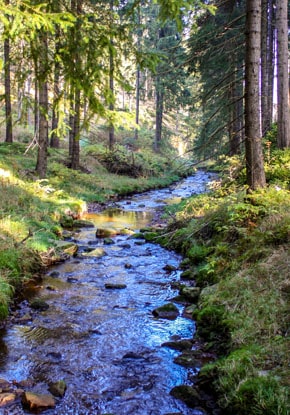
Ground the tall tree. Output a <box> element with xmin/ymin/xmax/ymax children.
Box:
<box><xmin>35</xmin><ymin>30</ymin><xmax>49</xmax><ymax>178</ymax></box>
<box><xmin>276</xmin><ymin>0</ymin><xmax>290</xmax><ymax>148</ymax></box>
<box><xmin>3</xmin><ymin>0</ymin><xmax>13</xmax><ymax>143</ymax></box>
<box><xmin>244</xmin><ymin>0</ymin><xmax>266</xmax><ymax>189</ymax></box>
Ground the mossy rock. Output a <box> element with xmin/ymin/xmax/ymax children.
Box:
<box><xmin>96</xmin><ymin>228</ymin><xmax>118</xmax><ymax>238</ymax></box>
<box><xmin>119</xmin><ymin>228</ymin><xmax>135</xmax><ymax>236</ymax></box>
<box><xmin>143</xmin><ymin>232</ymin><xmax>158</xmax><ymax>241</ymax></box>
<box><xmin>48</xmin><ymin>380</ymin><xmax>67</xmax><ymax>398</ymax></box>
<box><xmin>174</xmin><ymin>351</ymin><xmax>199</xmax><ymax>367</ymax></box>
<box><xmin>152</xmin><ymin>303</ymin><xmax>179</xmax><ymax>320</ymax></box>
<box><xmin>179</xmin><ymin>286</ymin><xmax>200</xmax><ymax>302</ymax></box>
<box><xmin>170</xmin><ymin>385</ymin><xmax>201</xmax><ymax>408</ymax></box>
<box><xmin>72</xmin><ymin>219</ymin><xmax>95</xmax><ymax>228</ymax></box>
<box><xmin>180</xmin><ymin>269</ymin><xmax>196</xmax><ymax>280</ymax></box>
<box><xmin>60</xmin><ymin>215</ymin><xmax>74</xmax><ymax>228</ymax></box>
<box><xmin>29</xmin><ymin>298</ymin><xmax>49</xmax><ymax>311</ymax></box>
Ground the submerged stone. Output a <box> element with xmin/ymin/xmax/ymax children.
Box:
<box><xmin>0</xmin><ymin>393</ymin><xmax>17</xmax><ymax>407</ymax></box>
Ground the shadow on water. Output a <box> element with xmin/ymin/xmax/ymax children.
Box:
<box><xmin>0</xmin><ymin>171</ymin><xmax>217</xmax><ymax>415</ymax></box>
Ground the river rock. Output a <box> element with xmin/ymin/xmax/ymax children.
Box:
<box><xmin>174</xmin><ymin>351</ymin><xmax>199</xmax><ymax>367</ymax></box>
<box><xmin>119</xmin><ymin>228</ymin><xmax>135</xmax><ymax>236</ymax></box>
<box><xmin>103</xmin><ymin>238</ymin><xmax>115</xmax><ymax>245</ymax></box>
<box><xmin>48</xmin><ymin>380</ymin><xmax>66</xmax><ymax>398</ymax></box>
<box><xmin>0</xmin><ymin>379</ymin><xmax>12</xmax><ymax>391</ymax></box>
<box><xmin>105</xmin><ymin>283</ymin><xmax>127</xmax><ymax>289</ymax></box>
<box><xmin>179</xmin><ymin>286</ymin><xmax>200</xmax><ymax>302</ymax></box>
<box><xmin>163</xmin><ymin>264</ymin><xmax>177</xmax><ymax>272</ymax></box>
<box><xmin>96</xmin><ymin>228</ymin><xmax>118</xmax><ymax>238</ymax></box>
<box><xmin>72</xmin><ymin>219</ymin><xmax>94</xmax><ymax>228</ymax></box>
<box><xmin>162</xmin><ymin>339</ymin><xmax>193</xmax><ymax>351</ymax></box>
<box><xmin>152</xmin><ymin>303</ymin><xmax>179</xmax><ymax>320</ymax></box>
<box><xmin>82</xmin><ymin>247</ymin><xmax>106</xmax><ymax>257</ymax></box>
<box><xmin>22</xmin><ymin>392</ymin><xmax>55</xmax><ymax>412</ymax></box>
<box><xmin>29</xmin><ymin>298</ymin><xmax>49</xmax><ymax>311</ymax></box>
<box><xmin>0</xmin><ymin>392</ymin><xmax>17</xmax><ymax>407</ymax></box>
<box><xmin>170</xmin><ymin>385</ymin><xmax>201</xmax><ymax>408</ymax></box>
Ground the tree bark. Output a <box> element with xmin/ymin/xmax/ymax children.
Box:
<box><xmin>50</xmin><ymin>31</ymin><xmax>61</xmax><ymax>148</ymax></box>
<box><xmin>154</xmin><ymin>82</ymin><xmax>164</xmax><ymax>152</ymax></box>
<box><xmin>36</xmin><ymin>32</ymin><xmax>49</xmax><ymax>179</ymax></box>
<box><xmin>244</xmin><ymin>0</ymin><xmax>266</xmax><ymax>189</ymax></box>
<box><xmin>276</xmin><ymin>0</ymin><xmax>290</xmax><ymax>148</ymax></box>
<box><xmin>261</xmin><ymin>0</ymin><xmax>270</xmax><ymax>136</ymax></box>
<box><xmin>4</xmin><ymin>36</ymin><xmax>13</xmax><ymax>143</ymax></box>
<box><xmin>4</xmin><ymin>0</ymin><xmax>13</xmax><ymax>143</ymax></box>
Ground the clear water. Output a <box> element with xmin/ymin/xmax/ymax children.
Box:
<box><xmin>0</xmin><ymin>171</ymin><xmax>216</xmax><ymax>415</ymax></box>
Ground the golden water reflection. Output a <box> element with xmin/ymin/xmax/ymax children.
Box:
<box><xmin>84</xmin><ymin>209</ymin><xmax>153</xmax><ymax>231</ymax></box>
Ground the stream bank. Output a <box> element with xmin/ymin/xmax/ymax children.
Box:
<box><xmin>0</xmin><ymin>170</ymin><xmax>220</xmax><ymax>415</ymax></box>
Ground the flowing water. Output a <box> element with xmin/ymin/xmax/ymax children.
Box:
<box><xmin>0</xmin><ymin>171</ymin><xmax>216</xmax><ymax>415</ymax></box>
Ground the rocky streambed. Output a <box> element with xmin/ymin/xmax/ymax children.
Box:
<box><xmin>0</xmin><ymin>171</ymin><xmax>219</xmax><ymax>415</ymax></box>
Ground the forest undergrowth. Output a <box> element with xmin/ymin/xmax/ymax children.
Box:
<box><xmin>152</xmin><ymin>149</ymin><xmax>290</xmax><ymax>415</ymax></box>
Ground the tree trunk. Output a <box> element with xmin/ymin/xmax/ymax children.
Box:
<box><xmin>154</xmin><ymin>82</ymin><xmax>164</xmax><ymax>152</ymax></box>
<box><xmin>267</xmin><ymin>0</ymin><xmax>274</xmax><ymax>124</ymax></box>
<box><xmin>276</xmin><ymin>0</ymin><xmax>290</xmax><ymax>148</ymax></box>
<box><xmin>261</xmin><ymin>0</ymin><xmax>270</xmax><ymax>136</ymax></box>
<box><xmin>244</xmin><ymin>0</ymin><xmax>266</xmax><ymax>189</ymax></box>
<box><xmin>70</xmin><ymin>0</ymin><xmax>81</xmax><ymax>169</ymax></box>
<box><xmin>134</xmin><ymin>6</ymin><xmax>141</xmax><ymax>141</ymax></box>
<box><xmin>36</xmin><ymin>33</ymin><xmax>49</xmax><ymax>178</ymax></box>
<box><xmin>108</xmin><ymin>0</ymin><xmax>115</xmax><ymax>150</ymax></box>
<box><xmin>50</xmin><ymin>32</ymin><xmax>61</xmax><ymax>148</ymax></box>
<box><xmin>4</xmin><ymin>0</ymin><xmax>13</xmax><ymax>143</ymax></box>
<box><xmin>4</xmin><ymin>35</ymin><xmax>13</xmax><ymax>143</ymax></box>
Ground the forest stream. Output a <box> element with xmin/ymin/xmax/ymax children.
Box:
<box><xmin>0</xmin><ymin>170</ymin><xmax>217</xmax><ymax>415</ymax></box>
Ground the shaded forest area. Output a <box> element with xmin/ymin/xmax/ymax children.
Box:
<box><xmin>0</xmin><ymin>0</ymin><xmax>289</xmax><ymax>414</ymax></box>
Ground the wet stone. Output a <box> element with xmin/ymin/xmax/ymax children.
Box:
<box><xmin>48</xmin><ymin>380</ymin><xmax>67</xmax><ymax>398</ymax></box>
<box><xmin>170</xmin><ymin>385</ymin><xmax>202</xmax><ymax>408</ymax></box>
<box><xmin>0</xmin><ymin>393</ymin><xmax>17</xmax><ymax>407</ymax></box>
<box><xmin>105</xmin><ymin>283</ymin><xmax>127</xmax><ymax>289</ymax></box>
<box><xmin>22</xmin><ymin>392</ymin><xmax>55</xmax><ymax>412</ymax></box>
<box><xmin>152</xmin><ymin>303</ymin><xmax>179</xmax><ymax>320</ymax></box>
<box><xmin>29</xmin><ymin>299</ymin><xmax>49</xmax><ymax>311</ymax></box>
